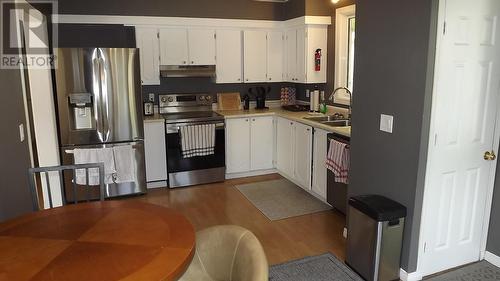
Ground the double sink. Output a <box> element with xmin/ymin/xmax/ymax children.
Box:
<box><xmin>303</xmin><ymin>115</ymin><xmax>351</xmax><ymax>127</ymax></box>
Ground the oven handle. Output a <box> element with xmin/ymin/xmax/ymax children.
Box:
<box><xmin>166</xmin><ymin>122</ymin><xmax>225</xmax><ymax>134</ymax></box>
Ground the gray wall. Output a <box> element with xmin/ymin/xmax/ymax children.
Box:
<box><xmin>0</xmin><ymin>68</ymin><xmax>35</xmax><ymax>222</ymax></box>
<box><xmin>348</xmin><ymin>0</ymin><xmax>437</xmax><ymax>272</ymax></box>
<box><xmin>487</xmin><ymin>164</ymin><xmax>500</xmax><ymax>256</ymax></box>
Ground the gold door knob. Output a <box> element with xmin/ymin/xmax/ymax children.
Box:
<box><xmin>484</xmin><ymin>151</ymin><xmax>496</xmax><ymax>161</ymax></box>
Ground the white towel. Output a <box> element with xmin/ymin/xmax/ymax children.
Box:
<box><xmin>73</xmin><ymin>148</ymin><xmax>116</xmax><ymax>185</ymax></box>
<box><xmin>112</xmin><ymin>145</ymin><xmax>136</xmax><ymax>184</ymax></box>
<box><xmin>326</xmin><ymin>139</ymin><xmax>350</xmax><ymax>184</ymax></box>
<box><xmin>180</xmin><ymin>124</ymin><xmax>216</xmax><ymax>158</ymax></box>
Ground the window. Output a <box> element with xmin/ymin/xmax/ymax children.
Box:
<box><xmin>334</xmin><ymin>5</ymin><xmax>356</xmax><ymax>104</ymax></box>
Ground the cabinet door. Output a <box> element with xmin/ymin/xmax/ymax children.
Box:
<box><xmin>250</xmin><ymin>116</ymin><xmax>274</xmax><ymax>170</ymax></box>
<box><xmin>296</xmin><ymin>27</ymin><xmax>307</xmax><ymax>83</ymax></box>
<box><xmin>305</xmin><ymin>27</ymin><xmax>328</xmax><ymax>83</ymax></box>
<box><xmin>135</xmin><ymin>27</ymin><xmax>160</xmax><ymax>85</ymax></box>
<box><xmin>159</xmin><ymin>28</ymin><xmax>189</xmax><ymax>65</ymax></box>
<box><xmin>267</xmin><ymin>31</ymin><xmax>284</xmax><ymax>82</ymax></box>
<box><xmin>285</xmin><ymin>29</ymin><xmax>297</xmax><ymax>82</ymax></box>
<box><xmin>226</xmin><ymin>118</ymin><xmax>251</xmax><ymax>174</ymax></box>
<box><xmin>294</xmin><ymin>122</ymin><xmax>313</xmax><ymax>190</ymax></box>
<box><xmin>312</xmin><ymin>128</ymin><xmax>328</xmax><ymax>199</ymax></box>
<box><xmin>276</xmin><ymin>117</ymin><xmax>294</xmax><ymax>178</ymax></box>
<box><xmin>243</xmin><ymin>30</ymin><xmax>267</xmax><ymax>83</ymax></box>
<box><xmin>216</xmin><ymin>29</ymin><xmax>243</xmax><ymax>83</ymax></box>
<box><xmin>144</xmin><ymin>121</ymin><xmax>167</xmax><ymax>183</ymax></box>
<box><xmin>188</xmin><ymin>29</ymin><xmax>216</xmax><ymax>65</ymax></box>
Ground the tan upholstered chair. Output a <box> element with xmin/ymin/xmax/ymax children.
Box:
<box><xmin>179</xmin><ymin>225</ymin><xmax>269</xmax><ymax>281</ymax></box>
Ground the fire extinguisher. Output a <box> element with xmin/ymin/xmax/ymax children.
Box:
<box><xmin>315</xmin><ymin>49</ymin><xmax>322</xmax><ymax>71</ymax></box>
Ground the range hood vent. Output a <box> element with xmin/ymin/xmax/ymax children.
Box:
<box><xmin>160</xmin><ymin>65</ymin><xmax>216</xmax><ymax>78</ymax></box>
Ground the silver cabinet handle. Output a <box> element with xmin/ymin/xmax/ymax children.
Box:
<box><xmin>191</xmin><ymin>61</ymin><xmax>194</xmax><ymax>64</ymax></box>
<box><xmin>183</xmin><ymin>61</ymin><xmax>187</xmax><ymax>64</ymax></box>
<box><xmin>237</xmin><ymin>78</ymin><xmax>241</xmax><ymax>81</ymax></box>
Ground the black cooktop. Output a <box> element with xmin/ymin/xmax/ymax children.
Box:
<box><xmin>162</xmin><ymin>111</ymin><xmax>224</xmax><ymax>124</ymax></box>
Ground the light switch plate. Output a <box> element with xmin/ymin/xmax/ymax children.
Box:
<box><xmin>148</xmin><ymin>93</ymin><xmax>155</xmax><ymax>102</ymax></box>
<box><xmin>19</xmin><ymin>123</ymin><xmax>25</xmax><ymax>142</ymax></box>
<box><xmin>380</xmin><ymin>114</ymin><xmax>394</xmax><ymax>133</ymax></box>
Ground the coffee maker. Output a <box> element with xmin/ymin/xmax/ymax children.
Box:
<box><xmin>249</xmin><ymin>86</ymin><xmax>270</xmax><ymax>110</ymax></box>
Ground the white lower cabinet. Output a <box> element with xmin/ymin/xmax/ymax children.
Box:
<box><xmin>144</xmin><ymin>121</ymin><xmax>167</xmax><ymax>185</ymax></box>
<box><xmin>312</xmin><ymin>128</ymin><xmax>328</xmax><ymax>199</ymax></box>
<box><xmin>226</xmin><ymin>116</ymin><xmax>275</xmax><ymax>174</ymax></box>
<box><xmin>276</xmin><ymin>117</ymin><xmax>313</xmax><ymax>190</ymax></box>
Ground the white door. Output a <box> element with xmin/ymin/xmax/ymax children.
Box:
<box><xmin>276</xmin><ymin>117</ymin><xmax>294</xmax><ymax>178</ymax></box>
<box><xmin>250</xmin><ymin>116</ymin><xmax>275</xmax><ymax>171</ymax></box>
<box><xmin>267</xmin><ymin>31</ymin><xmax>284</xmax><ymax>82</ymax></box>
<box><xmin>296</xmin><ymin>27</ymin><xmax>306</xmax><ymax>83</ymax></box>
<box><xmin>226</xmin><ymin>118</ymin><xmax>251</xmax><ymax>174</ymax></box>
<box><xmin>159</xmin><ymin>28</ymin><xmax>189</xmax><ymax>65</ymax></box>
<box><xmin>135</xmin><ymin>27</ymin><xmax>160</xmax><ymax>85</ymax></box>
<box><xmin>144</xmin><ymin>121</ymin><xmax>167</xmax><ymax>184</ymax></box>
<box><xmin>188</xmin><ymin>29</ymin><xmax>216</xmax><ymax>65</ymax></box>
<box><xmin>294</xmin><ymin>122</ymin><xmax>313</xmax><ymax>190</ymax></box>
<box><xmin>419</xmin><ymin>0</ymin><xmax>500</xmax><ymax>275</ymax></box>
<box><xmin>312</xmin><ymin>128</ymin><xmax>328</xmax><ymax>199</ymax></box>
<box><xmin>216</xmin><ymin>29</ymin><xmax>243</xmax><ymax>83</ymax></box>
<box><xmin>285</xmin><ymin>29</ymin><xmax>297</xmax><ymax>82</ymax></box>
<box><xmin>243</xmin><ymin>30</ymin><xmax>267</xmax><ymax>83</ymax></box>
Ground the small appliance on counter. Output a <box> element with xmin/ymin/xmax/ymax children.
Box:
<box><xmin>249</xmin><ymin>86</ymin><xmax>270</xmax><ymax>110</ymax></box>
<box><xmin>144</xmin><ymin>102</ymin><xmax>154</xmax><ymax>116</ymax></box>
<box><xmin>281</xmin><ymin>104</ymin><xmax>310</xmax><ymax>112</ymax></box>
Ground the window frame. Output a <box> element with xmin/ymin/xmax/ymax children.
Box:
<box><xmin>334</xmin><ymin>4</ymin><xmax>356</xmax><ymax>105</ymax></box>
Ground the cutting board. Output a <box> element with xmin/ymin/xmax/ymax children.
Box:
<box><xmin>217</xmin><ymin>93</ymin><xmax>241</xmax><ymax>111</ymax></box>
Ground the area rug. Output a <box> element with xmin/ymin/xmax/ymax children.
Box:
<box><xmin>269</xmin><ymin>253</ymin><xmax>363</xmax><ymax>281</ymax></box>
<box><xmin>235</xmin><ymin>179</ymin><xmax>331</xmax><ymax>221</ymax></box>
<box><xmin>426</xmin><ymin>261</ymin><xmax>500</xmax><ymax>281</ymax></box>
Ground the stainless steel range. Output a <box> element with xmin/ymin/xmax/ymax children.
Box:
<box><xmin>160</xmin><ymin>93</ymin><xmax>225</xmax><ymax>188</ymax></box>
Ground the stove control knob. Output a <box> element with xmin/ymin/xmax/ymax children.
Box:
<box><xmin>206</xmin><ymin>96</ymin><xmax>212</xmax><ymax>101</ymax></box>
<box><xmin>168</xmin><ymin>97</ymin><xmax>174</xmax><ymax>102</ymax></box>
<box><xmin>161</xmin><ymin>97</ymin><xmax>167</xmax><ymax>103</ymax></box>
<box><xmin>199</xmin><ymin>96</ymin><xmax>205</xmax><ymax>101</ymax></box>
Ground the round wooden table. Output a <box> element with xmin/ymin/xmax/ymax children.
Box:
<box><xmin>0</xmin><ymin>201</ymin><xmax>195</xmax><ymax>281</ymax></box>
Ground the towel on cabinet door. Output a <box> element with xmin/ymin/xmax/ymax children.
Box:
<box><xmin>73</xmin><ymin>148</ymin><xmax>116</xmax><ymax>185</ymax></box>
<box><xmin>179</xmin><ymin>124</ymin><xmax>216</xmax><ymax>158</ymax></box>
<box><xmin>326</xmin><ymin>139</ymin><xmax>350</xmax><ymax>184</ymax></box>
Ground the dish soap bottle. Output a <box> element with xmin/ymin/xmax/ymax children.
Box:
<box><xmin>319</xmin><ymin>91</ymin><xmax>328</xmax><ymax>114</ymax></box>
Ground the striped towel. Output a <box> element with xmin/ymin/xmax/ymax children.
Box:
<box><xmin>179</xmin><ymin>124</ymin><xmax>216</xmax><ymax>158</ymax></box>
<box><xmin>326</xmin><ymin>139</ymin><xmax>350</xmax><ymax>184</ymax></box>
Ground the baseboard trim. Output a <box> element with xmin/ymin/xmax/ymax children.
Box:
<box><xmin>225</xmin><ymin>169</ymin><xmax>277</xmax><ymax>179</ymax></box>
<box><xmin>485</xmin><ymin>251</ymin><xmax>500</xmax><ymax>267</ymax></box>
<box><xmin>400</xmin><ymin>268</ymin><xmax>423</xmax><ymax>281</ymax></box>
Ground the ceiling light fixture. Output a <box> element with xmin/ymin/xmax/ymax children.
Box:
<box><xmin>331</xmin><ymin>0</ymin><xmax>340</xmax><ymax>3</ymax></box>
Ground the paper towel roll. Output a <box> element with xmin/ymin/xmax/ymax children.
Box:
<box><xmin>313</xmin><ymin>90</ymin><xmax>320</xmax><ymax>112</ymax></box>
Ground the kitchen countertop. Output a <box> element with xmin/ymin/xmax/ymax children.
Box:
<box><xmin>142</xmin><ymin>108</ymin><xmax>351</xmax><ymax>138</ymax></box>
<box><xmin>216</xmin><ymin>108</ymin><xmax>351</xmax><ymax>138</ymax></box>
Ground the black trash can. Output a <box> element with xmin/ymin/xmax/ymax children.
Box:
<box><xmin>346</xmin><ymin>195</ymin><xmax>407</xmax><ymax>281</ymax></box>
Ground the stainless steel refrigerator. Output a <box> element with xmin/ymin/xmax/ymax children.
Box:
<box><xmin>54</xmin><ymin>48</ymin><xmax>146</xmax><ymax>202</ymax></box>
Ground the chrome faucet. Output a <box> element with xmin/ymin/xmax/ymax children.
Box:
<box><xmin>329</xmin><ymin>87</ymin><xmax>353</xmax><ymax>118</ymax></box>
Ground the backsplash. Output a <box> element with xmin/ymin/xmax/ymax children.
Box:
<box><xmin>142</xmin><ymin>77</ymin><xmax>326</xmax><ymax>104</ymax></box>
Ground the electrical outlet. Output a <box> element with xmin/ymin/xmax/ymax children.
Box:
<box><xmin>343</xmin><ymin>227</ymin><xmax>348</xmax><ymax>239</ymax></box>
<box><xmin>148</xmin><ymin>93</ymin><xmax>155</xmax><ymax>102</ymax></box>
<box><xmin>306</xmin><ymin>90</ymin><xmax>310</xmax><ymax>98</ymax></box>
<box><xmin>380</xmin><ymin>114</ymin><xmax>394</xmax><ymax>133</ymax></box>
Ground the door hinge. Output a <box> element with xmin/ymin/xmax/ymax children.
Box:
<box><xmin>157</xmin><ymin>32</ymin><xmax>159</xmax><ymax>39</ymax></box>
<box><xmin>214</xmin><ymin>33</ymin><xmax>216</xmax><ymax>39</ymax></box>
<box><xmin>424</xmin><ymin>242</ymin><xmax>427</xmax><ymax>253</ymax></box>
<box><xmin>434</xmin><ymin>133</ymin><xmax>438</xmax><ymax>146</ymax></box>
<box><xmin>443</xmin><ymin>22</ymin><xmax>447</xmax><ymax>35</ymax></box>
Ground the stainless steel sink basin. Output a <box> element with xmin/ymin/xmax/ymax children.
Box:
<box><xmin>322</xmin><ymin>120</ymin><xmax>351</xmax><ymax>127</ymax></box>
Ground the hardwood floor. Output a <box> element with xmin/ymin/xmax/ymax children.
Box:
<box><xmin>131</xmin><ymin>173</ymin><xmax>347</xmax><ymax>265</ymax></box>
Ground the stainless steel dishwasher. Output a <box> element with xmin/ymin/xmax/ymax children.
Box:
<box><xmin>326</xmin><ymin>133</ymin><xmax>350</xmax><ymax>214</ymax></box>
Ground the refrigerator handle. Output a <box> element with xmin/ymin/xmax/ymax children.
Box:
<box><xmin>92</xmin><ymin>55</ymin><xmax>105</xmax><ymax>142</ymax></box>
<box><xmin>98</xmin><ymin>54</ymin><xmax>111</xmax><ymax>142</ymax></box>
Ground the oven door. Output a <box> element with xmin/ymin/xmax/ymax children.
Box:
<box><xmin>166</xmin><ymin>121</ymin><xmax>226</xmax><ymax>188</ymax></box>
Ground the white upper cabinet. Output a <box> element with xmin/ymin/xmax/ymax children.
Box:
<box><xmin>267</xmin><ymin>31</ymin><xmax>284</xmax><ymax>82</ymax></box>
<box><xmin>188</xmin><ymin>29</ymin><xmax>216</xmax><ymax>65</ymax></box>
<box><xmin>135</xmin><ymin>27</ymin><xmax>160</xmax><ymax>85</ymax></box>
<box><xmin>159</xmin><ymin>28</ymin><xmax>216</xmax><ymax>66</ymax></box>
<box><xmin>305</xmin><ymin>27</ymin><xmax>328</xmax><ymax>84</ymax></box>
<box><xmin>296</xmin><ymin>27</ymin><xmax>306</xmax><ymax>83</ymax></box>
<box><xmin>294</xmin><ymin>122</ymin><xmax>313</xmax><ymax>190</ymax></box>
<box><xmin>250</xmin><ymin>116</ymin><xmax>274</xmax><ymax>170</ymax></box>
<box><xmin>159</xmin><ymin>28</ymin><xmax>189</xmax><ymax>65</ymax></box>
<box><xmin>216</xmin><ymin>29</ymin><xmax>243</xmax><ymax>83</ymax></box>
<box><xmin>285</xmin><ymin>29</ymin><xmax>297</xmax><ymax>82</ymax></box>
<box><xmin>243</xmin><ymin>30</ymin><xmax>267</xmax><ymax>83</ymax></box>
